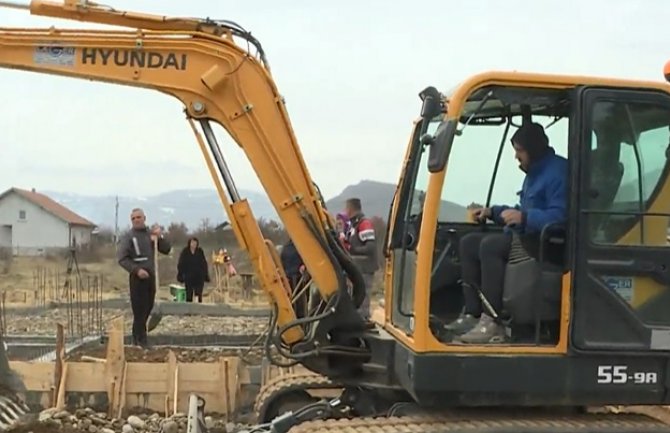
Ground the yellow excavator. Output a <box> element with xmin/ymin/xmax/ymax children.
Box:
<box><xmin>3</xmin><ymin>1</ymin><xmax>670</xmax><ymax>432</ymax></box>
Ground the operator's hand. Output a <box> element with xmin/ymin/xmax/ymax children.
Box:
<box><xmin>471</xmin><ymin>207</ymin><xmax>491</xmax><ymax>223</ymax></box>
<box><xmin>136</xmin><ymin>268</ymin><xmax>150</xmax><ymax>279</ymax></box>
<box><xmin>501</xmin><ymin>209</ymin><xmax>523</xmax><ymax>226</ymax></box>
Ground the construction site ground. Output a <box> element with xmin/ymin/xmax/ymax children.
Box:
<box><xmin>6</xmin><ymin>290</ymin><xmax>670</xmax><ymax>433</ymax></box>
<box><xmin>0</xmin><ymin>291</ymin><xmax>386</xmax><ymax>433</ymax></box>
<box><xmin>3</xmin><ymin>286</ymin><xmax>290</xmax><ymax>433</ymax></box>
<box><xmin>64</xmin><ymin>344</ymin><xmax>265</xmax><ymax>364</ymax></box>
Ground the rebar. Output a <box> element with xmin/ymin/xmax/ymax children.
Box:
<box><xmin>30</xmin><ymin>261</ymin><xmax>104</xmax><ymax>340</ymax></box>
<box><xmin>0</xmin><ymin>292</ymin><xmax>5</xmax><ymax>337</ymax></box>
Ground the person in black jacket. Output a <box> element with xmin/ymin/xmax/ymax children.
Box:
<box><xmin>117</xmin><ymin>208</ymin><xmax>172</xmax><ymax>348</ymax></box>
<box><xmin>176</xmin><ymin>237</ymin><xmax>210</xmax><ymax>303</ymax></box>
<box><xmin>280</xmin><ymin>240</ymin><xmax>308</xmax><ymax>318</ymax></box>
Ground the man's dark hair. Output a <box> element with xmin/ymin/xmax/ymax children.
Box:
<box><xmin>346</xmin><ymin>198</ymin><xmax>362</xmax><ymax>212</ymax></box>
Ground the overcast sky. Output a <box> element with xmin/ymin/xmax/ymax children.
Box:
<box><xmin>0</xmin><ymin>0</ymin><xmax>668</xmax><ymax>204</ymax></box>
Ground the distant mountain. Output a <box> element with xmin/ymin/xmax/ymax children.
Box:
<box><xmin>42</xmin><ymin>180</ymin><xmax>468</xmax><ymax>230</ymax></box>
<box><xmin>325</xmin><ymin>180</ymin><xmax>468</xmax><ymax>221</ymax></box>
<box><xmin>44</xmin><ymin>189</ymin><xmax>278</xmax><ymax>230</ymax></box>
<box><xmin>325</xmin><ymin>180</ymin><xmax>395</xmax><ymax>219</ymax></box>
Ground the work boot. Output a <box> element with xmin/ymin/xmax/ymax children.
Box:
<box><xmin>457</xmin><ymin>314</ymin><xmax>508</xmax><ymax>344</ymax></box>
<box><xmin>443</xmin><ymin>313</ymin><xmax>479</xmax><ymax>335</ymax></box>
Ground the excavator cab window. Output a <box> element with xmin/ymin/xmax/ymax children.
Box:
<box><xmin>572</xmin><ymin>87</ymin><xmax>670</xmax><ymax>351</ymax></box>
<box><xmin>390</xmin><ymin>84</ymin><xmax>572</xmax><ymax>344</ymax></box>
<box><xmin>426</xmin><ymin>85</ymin><xmax>571</xmax><ymax>345</ymax></box>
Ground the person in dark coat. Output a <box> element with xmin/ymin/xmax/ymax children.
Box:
<box><xmin>176</xmin><ymin>237</ymin><xmax>210</xmax><ymax>303</ymax></box>
<box><xmin>280</xmin><ymin>240</ymin><xmax>308</xmax><ymax>318</ymax></box>
<box><xmin>117</xmin><ymin>208</ymin><xmax>172</xmax><ymax>349</ymax></box>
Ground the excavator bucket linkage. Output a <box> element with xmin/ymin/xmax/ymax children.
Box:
<box><xmin>0</xmin><ymin>336</ymin><xmax>30</xmax><ymax>430</ymax></box>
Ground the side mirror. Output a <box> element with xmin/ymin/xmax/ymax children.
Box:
<box><xmin>427</xmin><ymin>120</ymin><xmax>457</xmax><ymax>173</ymax></box>
<box><xmin>419</xmin><ymin>86</ymin><xmax>443</xmax><ymax>119</ymax></box>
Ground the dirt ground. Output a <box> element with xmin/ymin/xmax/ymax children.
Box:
<box><xmin>0</xmin><ymin>253</ymin><xmax>267</xmax><ymax>308</ymax></box>
<box><xmin>7</xmin><ymin>421</ymin><xmax>229</xmax><ymax>433</ymax></box>
<box><xmin>65</xmin><ymin>344</ymin><xmax>266</xmax><ymax>364</ymax></box>
<box><xmin>8</xmin><ymin>422</ymin><xmax>79</xmax><ymax>433</ymax></box>
<box><xmin>0</xmin><ymin>255</ymin><xmax>126</xmax><ymax>299</ymax></box>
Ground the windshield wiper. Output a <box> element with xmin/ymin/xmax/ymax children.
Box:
<box><xmin>457</xmin><ymin>89</ymin><xmax>494</xmax><ymax>136</ymax></box>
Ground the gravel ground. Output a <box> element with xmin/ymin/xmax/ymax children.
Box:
<box><xmin>5</xmin><ymin>308</ymin><xmax>269</xmax><ymax>337</ymax></box>
<box><xmin>65</xmin><ymin>345</ymin><xmax>266</xmax><ymax>364</ymax></box>
<box><xmin>8</xmin><ymin>407</ymin><xmax>252</xmax><ymax>433</ymax></box>
<box><xmin>151</xmin><ymin>315</ymin><xmax>268</xmax><ymax>336</ymax></box>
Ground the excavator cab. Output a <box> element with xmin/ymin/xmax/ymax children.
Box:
<box><xmin>380</xmin><ymin>73</ymin><xmax>670</xmax><ymax>405</ymax></box>
<box><xmin>387</xmin><ymin>82</ymin><xmax>571</xmax><ymax>344</ymax></box>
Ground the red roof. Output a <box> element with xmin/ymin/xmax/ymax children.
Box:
<box><xmin>0</xmin><ymin>187</ymin><xmax>96</xmax><ymax>227</ymax></box>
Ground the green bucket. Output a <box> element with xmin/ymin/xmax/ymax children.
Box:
<box><xmin>169</xmin><ymin>284</ymin><xmax>186</xmax><ymax>302</ymax></box>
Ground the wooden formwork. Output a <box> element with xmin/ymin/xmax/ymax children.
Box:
<box><xmin>7</xmin><ymin>316</ymin><xmax>290</xmax><ymax>419</ymax></box>
<box><xmin>10</xmin><ymin>355</ymin><xmax>243</xmax><ymax>417</ymax></box>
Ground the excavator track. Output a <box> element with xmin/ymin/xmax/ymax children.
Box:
<box><xmin>286</xmin><ymin>412</ymin><xmax>670</xmax><ymax>433</ymax></box>
<box><xmin>254</xmin><ymin>372</ymin><xmax>341</xmax><ymax>422</ymax></box>
<box><xmin>0</xmin><ymin>391</ymin><xmax>30</xmax><ymax>431</ymax></box>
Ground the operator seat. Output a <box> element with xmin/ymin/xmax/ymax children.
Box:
<box><xmin>501</xmin><ymin>229</ymin><xmax>565</xmax><ymax>340</ymax></box>
<box><xmin>587</xmin><ymin>146</ymin><xmax>625</xmax><ymax>243</ymax></box>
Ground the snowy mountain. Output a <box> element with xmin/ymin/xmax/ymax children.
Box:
<box><xmin>43</xmin><ymin>180</ymin><xmax>467</xmax><ymax>231</ymax></box>
<box><xmin>44</xmin><ymin>188</ymin><xmax>278</xmax><ymax>231</ymax></box>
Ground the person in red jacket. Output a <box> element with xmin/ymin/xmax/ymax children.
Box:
<box><xmin>344</xmin><ymin>198</ymin><xmax>378</xmax><ymax>321</ymax></box>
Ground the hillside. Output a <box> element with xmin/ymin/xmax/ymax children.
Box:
<box><xmin>41</xmin><ymin>180</ymin><xmax>468</xmax><ymax>230</ymax></box>
<box><xmin>326</xmin><ymin>180</ymin><xmax>468</xmax><ymax>221</ymax></box>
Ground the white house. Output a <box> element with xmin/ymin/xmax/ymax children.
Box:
<box><xmin>0</xmin><ymin>187</ymin><xmax>97</xmax><ymax>256</ymax></box>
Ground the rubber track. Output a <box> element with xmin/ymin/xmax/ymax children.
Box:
<box><xmin>0</xmin><ymin>394</ymin><xmax>30</xmax><ymax>431</ymax></box>
<box><xmin>287</xmin><ymin>413</ymin><xmax>670</xmax><ymax>433</ymax></box>
<box><xmin>254</xmin><ymin>372</ymin><xmax>341</xmax><ymax>421</ymax></box>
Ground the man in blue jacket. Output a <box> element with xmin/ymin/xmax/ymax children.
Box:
<box><xmin>445</xmin><ymin>122</ymin><xmax>568</xmax><ymax>344</ymax></box>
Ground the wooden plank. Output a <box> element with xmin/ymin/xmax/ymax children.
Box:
<box><xmin>117</xmin><ymin>362</ymin><xmax>128</xmax><ymax>419</ymax></box>
<box><xmin>9</xmin><ymin>362</ymin><xmax>54</xmax><ymax>392</ymax></box>
<box><xmin>80</xmin><ymin>356</ymin><xmax>105</xmax><ymax>363</ymax></box>
<box><xmin>166</xmin><ymin>351</ymin><xmax>177</xmax><ymax>416</ymax></box>
<box><xmin>124</xmin><ymin>393</ymin><xmax>163</xmax><ymax>413</ymax></box>
<box><xmin>55</xmin><ymin>363</ymin><xmax>68</xmax><ymax>410</ymax></box>
<box><xmin>178</xmin><ymin>361</ymin><xmax>237</xmax><ymax>395</ymax></box>
<box><xmin>221</xmin><ymin>358</ymin><xmax>231</xmax><ymax>421</ymax></box>
<box><xmin>238</xmin><ymin>366</ymin><xmax>251</xmax><ymax>385</ymax></box>
<box><xmin>65</xmin><ymin>363</ymin><xmax>106</xmax><ymax>392</ymax></box>
<box><xmin>125</xmin><ymin>363</ymin><xmax>169</xmax><ymax>394</ymax></box>
<box><xmin>172</xmin><ymin>365</ymin><xmax>179</xmax><ymax>416</ymax></box>
<box><xmin>53</xmin><ymin>323</ymin><xmax>64</xmax><ymax>407</ymax></box>
<box><xmin>104</xmin><ymin>316</ymin><xmax>125</xmax><ymax>417</ymax></box>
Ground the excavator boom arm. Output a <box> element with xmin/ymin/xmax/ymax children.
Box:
<box><xmin>0</xmin><ymin>1</ymin><xmax>365</xmax><ymax>348</ymax></box>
